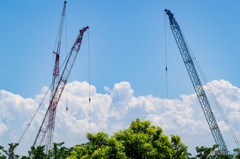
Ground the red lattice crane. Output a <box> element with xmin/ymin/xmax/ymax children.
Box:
<box><xmin>48</xmin><ymin>0</ymin><xmax>66</xmax><ymax>152</ymax></box>
<box><xmin>33</xmin><ymin>26</ymin><xmax>89</xmax><ymax>153</ymax></box>
<box><xmin>33</xmin><ymin>2</ymin><xmax>88</xmax><ymax>151</ymax></box>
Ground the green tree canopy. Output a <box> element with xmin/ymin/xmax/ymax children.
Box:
<box><xmin>1</xmin><ymin>118</ymin><xmax>238</xmax><ymax>158</ymax></box>
<box><xmin>67</xmin><ymin>118</ymin><xmax>191</xmax><ymax>159</ymax></box>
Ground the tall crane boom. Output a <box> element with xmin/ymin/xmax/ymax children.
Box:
<box><xmin>33</xmin><ymin>26</ymin><xmax>89</xmax><ymax>153</ymax></box>
<box><xmin>53</xmin><ymin>1</ymin><xmax>67</xmax><ymax>78</ymax></box>
<box><xmin>165</xmin><ymin>9</ymin><xmax>227</xmax><ymax>151</ymax></box>
<box><xmin>48</xmin><ymin>1</ymin><xmax>67</xmax><ymax>153</ymax></box>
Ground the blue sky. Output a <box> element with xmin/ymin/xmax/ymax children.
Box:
<box><xmin>2</xmin><ymin>0</ymin><xmax>240</xmax><ymax>99</ymax></box>
<box><xmin>0</xmin><ymin>0</ymin><xmax>240</xmax><ymax>156</ymax></box>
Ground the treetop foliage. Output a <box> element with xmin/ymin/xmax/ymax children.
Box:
<box><xmin>0</xmin><ymin>118</ymin><xmax>239</xmax><ymax>159</ymax></box>
<box><xmin>67</xmin><ymin>118</ymin><xmax>190</xmax><ymax>159</ymax></box>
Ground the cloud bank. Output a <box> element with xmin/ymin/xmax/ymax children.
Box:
<box><xmin>0</xmin><ymin>79</ymin><xmax>239</xmax><ymax>155</ymax></box>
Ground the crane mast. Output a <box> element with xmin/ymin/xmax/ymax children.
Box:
<box><xmin>33</xmin><ymin>26</ymin><xmax>89</xmax><ymax>153</ymax></box>
<box><xmin>48</xmin><ymin>0</ymin><xmax>67</xmax><ymax>152</ymax></box>
<box><xmin>165</xmin><ymin>9</ymin><xmax>227</xmax><ymax>151</ymax></box>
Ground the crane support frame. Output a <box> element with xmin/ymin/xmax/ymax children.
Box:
<box><xmin>165</xmin><ymin>9</ymin><xmax>227</xmax><ymax>151</ymax></box>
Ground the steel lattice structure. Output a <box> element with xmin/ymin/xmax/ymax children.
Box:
<box><xmin>165</xmin><ymin>9</ymin><xmax>227</xmax><ymax>151</ymax></box>
<box><xmin>33</xmin><ymin>26</ymin><xmax>89</xmax><ymax>153</ymax></box>
<box><xmin>48</xmin><ymin>1</ymin><xmax>67</xmax><ymax>152</ymax></box>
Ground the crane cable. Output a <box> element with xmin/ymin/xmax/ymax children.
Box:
<box><xmin>88</xmin><ymin>29</ymin><xmax>91</xmax><ymax>131</ymax></box>
<box><xmin>66</xmin><ymin>84</ymin><xmax>68</xmax><ymax>111</ymax></box>
<box><xmin>65</xmin><ymin>12</ymin><xmax>69</xmax><ymax>111</ymax></box>
<box><xmin>165</xmin><ymin>14</ymin><xmax>179</xmax><ymax>109</ymax></box>
<box><xmin>183</xmin><ymin>33</ymin><xmax>240</xmax><ymax>148</ymax></box>
<box><xmin>16</xmin><ymin>49</ymin><xmax>71</xmax><ymax>150</ymax></box>
<box><xmin>165</xmin><ymin>14</ymin><xmax>168</xmax><ymax>100</ymax></box>
<box><xmin>16</xmin><ymin>38</ymin><xmax>72</xmax><ymax>152</ymax></box>
<box><xmin>15</xmin><ymin>83</ymin><xmax>51</xmax><ymax>152</ymax></box>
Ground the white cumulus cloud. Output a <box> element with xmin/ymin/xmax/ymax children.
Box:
<box><xmin>0</xmin><ymin>79</ymin><xmax>239</xmax><ymax>156</ymax></box>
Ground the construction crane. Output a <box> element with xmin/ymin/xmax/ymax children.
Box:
<box><xmin>49</xmin><ymin>0</ymin><xmax>66</xmax><ymax>153</ymax></box>
<box><xmin>33</xmin><ymin>26</ymin><xmax>89</xmax><ymax>153</ymax></box>
<box><xmin>164</xmin><ymin>9</ymin><xmax>227</xmax><ymax>151</ymax></box>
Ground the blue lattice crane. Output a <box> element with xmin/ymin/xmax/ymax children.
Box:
<box><xmin>165</xmin><ymin>9</ymin><xmax>227</xmax><ymax>151</ymax></box>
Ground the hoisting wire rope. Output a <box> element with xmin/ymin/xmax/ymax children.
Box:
<box><xmin>165</xmin><ymin>14</ymin><xmax>168</xmax><ymax>100</ymax></box>
<box><xmin>66</xmin><ymin>82</ymin><xmax>68</xmax><ymax>111</ymax></box>
<box><xmin>65</xmin><ymin>12</ymin><xmax>69</xmax><ymax>111</ymax></box>
<box><xmin>53</xmin><ymin>24</ymin><xmax>61</xmax><ymax>54</ymax></box>
<box><xmin>88</xmin><ymin>29</ymin><xmax>91</xmax><ymax>131</ymax></box>
<box><xmin>52</xmin><ymin>13</ymin><xmax>65</xmax><ymax>68</ymax></box>
<box><xmin>182</xmin><ymin>33</ymin><xmax>240</xmax><ymax>148</ymax></box>
<box><xmin>165</xmin><ymin>15</ymin><xmax>179</xmax><ymax>109</ymax></box>
<box><xmin>64</xmin><ymin>10</ymin><xmax>68</xmax><ymax>59</ymax></box>
<box><xmin>165</xmin><ymin>15</ymin><xmax>178</xmax><ymax>111</ymax></box>
<box><xmin>16</xmin><ymin>84</ymin><xmax>51</xmax><ymax>151</ymax></box>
